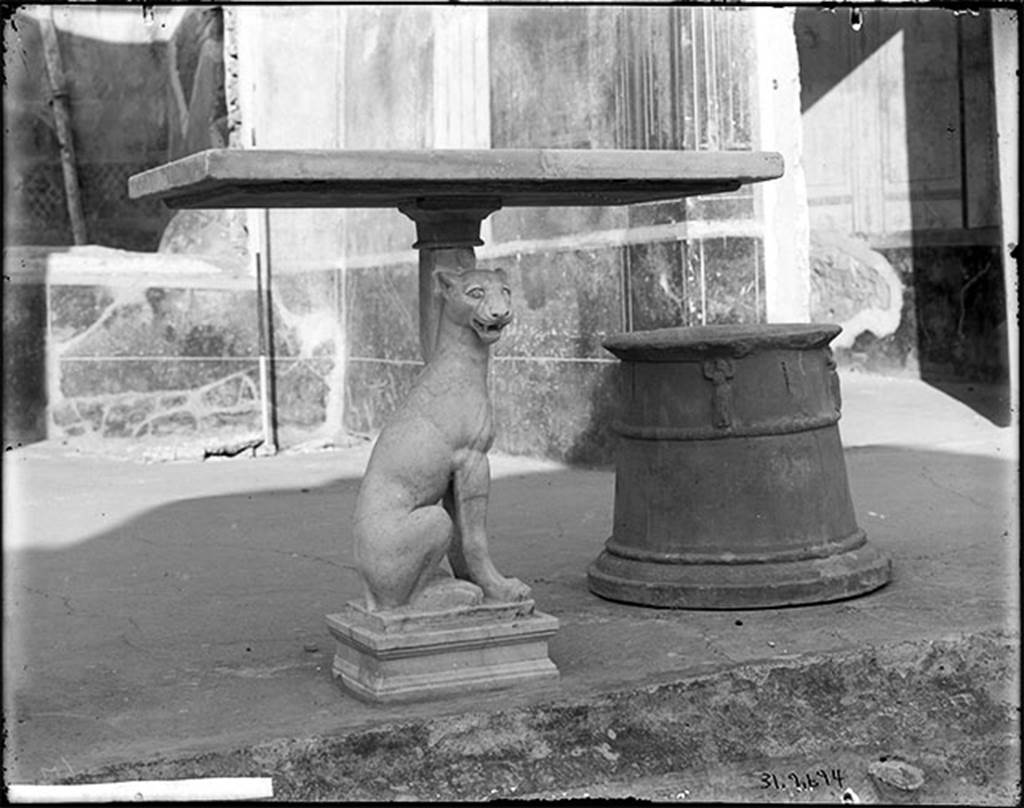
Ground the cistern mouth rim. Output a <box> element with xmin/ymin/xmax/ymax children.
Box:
<box><xmin>602</xmin><ymin>323</ymin><xmax>842</xmax><ymax>361</ymax></box>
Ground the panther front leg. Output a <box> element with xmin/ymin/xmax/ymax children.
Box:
<box><xmin>443</xmin><ymin>483</ymin><xmax>471</xmax><ymax>581</ymax></box>
<box><xmin>450</xmin><ymin>450</ymin><xmax>531</xmax><ymax>603</ymax></box>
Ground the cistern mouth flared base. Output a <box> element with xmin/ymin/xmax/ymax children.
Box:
<box><xmin>587</xmin><ymin>539</ymin><xmax>893</xmax><ymax>610</ymax></box>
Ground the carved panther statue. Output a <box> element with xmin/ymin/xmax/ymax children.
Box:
<box><xmin>353</xmin><ymin>267</ymin><xmax>532</xmax><ymax>612</ymax></box>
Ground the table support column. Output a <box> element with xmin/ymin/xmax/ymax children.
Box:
<box><xmin>399</xmin><ymin>200</ymin><xmax>501</xmax><ymax>360</ymax></box>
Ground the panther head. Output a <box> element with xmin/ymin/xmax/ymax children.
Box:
<box><xmin>436</xmin><ymin>268</ymin><xmax>513</xmax><ymax>345</ymax></box>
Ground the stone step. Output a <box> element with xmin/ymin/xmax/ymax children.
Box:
<box><xmin>44</xmin><ymin>632</ymin><xmax>1019</xmax><ymax>803</ymax></box>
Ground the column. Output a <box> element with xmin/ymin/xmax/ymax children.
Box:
<box><xmin>752</xmin><ymin>7</ymin><xmax>811</xmax><ymax>323</ymax></box>
<box><xmin>990</xmin><ymin>10</ymin><xmax>1019</xmax><ymax>424</ymax></box>
<box><xmin>399</xmin><ymin>200</ymin><xmax>501</xmax><ymax>361</ymax></box>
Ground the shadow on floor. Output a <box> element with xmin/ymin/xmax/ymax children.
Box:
<box><xmin>923</xmin><ymin>378</ymin><xmax>1013</xmax><ymax>427</ymax></box>
<box><xmin>4</xmin><ymin>441</ymin><xmax>1016</xmax><ymax>788</ymax></box>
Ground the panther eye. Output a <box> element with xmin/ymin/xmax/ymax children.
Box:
<box><xmin>466</xmin><ymin>287</ymin><xmax>485</xmax><ymax>299</ymax></box>
<box><xmin>502</xmin><ymin>287</ymin><xmax>512</xmax><ymax>296</ymax></box>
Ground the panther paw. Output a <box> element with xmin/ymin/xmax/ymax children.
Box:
<box><xmin>483</xmin><ymin>576</ymin><xmax>532</xmax><ymax>604</ymax></box>
<box><xmin>412</xmin><ymin>577</ymin><xmax>484</xmax><ymax>611</ymax></box>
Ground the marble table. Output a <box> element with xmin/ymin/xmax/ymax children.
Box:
<box><xmin>131</xmin><ymin>149</ymin><xmax>784</xmax><ymax>697</ymax></box>
<box><xmin>130</xmin><ymin>148</ymin><xmax>783</xmax><ymax>359</ymax></box>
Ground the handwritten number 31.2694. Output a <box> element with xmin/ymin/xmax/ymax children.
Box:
<box><xmin>759</xmin><ymin>770</ymin><xmax>844</xmax><ymax>790</ymax></box>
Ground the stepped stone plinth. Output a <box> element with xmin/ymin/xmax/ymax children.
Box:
<box><xmin>326</xmin><ymin>600</ymin><xmax>559</xmax><ymax>703</ymax></box>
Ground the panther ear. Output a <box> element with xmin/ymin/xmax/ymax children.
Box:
<box><xmin>434</xmin><ymin>269</ymin><xmax>460</xmax><ymax>292</ymax></box>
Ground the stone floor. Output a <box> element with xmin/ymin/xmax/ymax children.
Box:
<box><xmin>2</xmin><ymin>370</ymin><xmax>1019</xmax><ymax>802</ymax></box>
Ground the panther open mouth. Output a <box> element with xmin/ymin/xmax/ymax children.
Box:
<box><xmin>472</xmin><ymin>317</ymin><xmax>508</xmax><ymax>343</ymax></box>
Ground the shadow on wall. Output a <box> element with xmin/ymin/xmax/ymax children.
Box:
<box><xmin>795</xmin><ymin>8</ymin><xmax>1010</xmax><ymax>426</ymax></box>
<box><xmin>3</xmin><ymin>12</ymin><xmax>186</xmax><ymax>250</ymax></box>
<box><xmin>2</xmin><ymin>280</ymin><xmax>48</xmax><ymax>448</ymax></box>
<box><xmin>901</xmin><ymin>13</ymin><xmax>1010</xmax><ymax>426</ymax></box>
<box><xmin>565</xmin><ymin>361</ymin><xmax>621</xmax><ymax>467</ymax></box>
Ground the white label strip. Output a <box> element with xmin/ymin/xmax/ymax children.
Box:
<box><xmin>6</xmin><ymin>777</ymin><xmax>274</xmax><ymax>803</ymax></box>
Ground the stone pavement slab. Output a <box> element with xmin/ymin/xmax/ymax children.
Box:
<box><xmin>2</xmin><ymin>374</ymin><xmax>1018</xmax><ymax>800</ymax></box>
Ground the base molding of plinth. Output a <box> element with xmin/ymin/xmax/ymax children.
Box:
<box><xmin>325</xmin><ymin>600</ymin><xmax>559</xmax><ymax>703</ymax></box>
<box><xmin>587</xmin><ymin>540</ymin><xmax>892</xmax><ymax>609</ymax></box>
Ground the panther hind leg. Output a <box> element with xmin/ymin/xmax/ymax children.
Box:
<box><xmin>358</xmin><ymin>504</ymin><xmax>453</xmax><ymax>611</ymax></box>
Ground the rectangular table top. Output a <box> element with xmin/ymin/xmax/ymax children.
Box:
<box><xmin>129</xmin><ymin>148</ymin><xmax>783</xmax><ymax>210</ymax></box>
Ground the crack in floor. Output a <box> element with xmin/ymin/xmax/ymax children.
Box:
<box><xmin>916</xmin><ymin>467</ymin><xmax>993</xmax><ymax>510</ymax></box>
